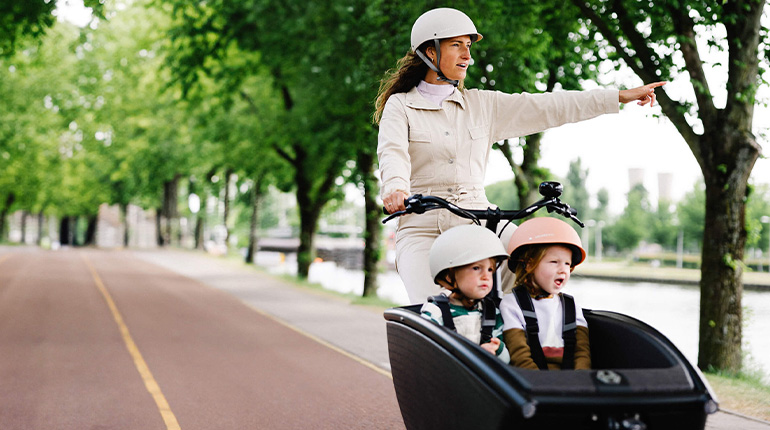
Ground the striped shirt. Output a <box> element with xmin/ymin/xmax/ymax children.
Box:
<box><xmin>421</xmin><ymin>294</ymin><xmax>510</xmax><ymax>363</ymax></box>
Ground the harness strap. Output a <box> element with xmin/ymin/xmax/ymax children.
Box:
<box><xmin>428</xmin><ymin>294</ymin><xmax>455</xmax><ymax>331</ymax></box>
<box><xmin>479</xmin><ymin>296</ymin><xmax>496</xmax><ymax>344</ymax></box>
<box><xmin>429</xmin><ymin>295</ymin><xmax>497</xmax><ymax>347</ymax></box>
<box><xmin>513</xmin><ymin>286</ymin><xmax>579</xmax><ymax>370</ymax></box>
<box><xmin>561</xmin><ymin>293</ymin><xmax>577</xmax><ymax>370</ymax></box>
<box><xmin>512</xmin><ymin>286</ymin><xmax>548</xmax><ymax>370</ymax></box>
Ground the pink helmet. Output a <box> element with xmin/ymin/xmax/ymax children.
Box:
<box><xmin>507</xmin><ymin>217</ymin><xmax>586</xmax><ymax>270</ymax></box>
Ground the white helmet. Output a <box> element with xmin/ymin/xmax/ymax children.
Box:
<box><xmin>429</xmin><ymin>224</ymin><xmax>508</xmax><ymax>284</ymax></box>
<box><xmin>410</xmin><ymin>8</ymin><xmax>483</xmax><ymax>51</ymax></box>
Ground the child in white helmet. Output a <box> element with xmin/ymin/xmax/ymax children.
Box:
<box><xmin>420</xmin><ymin>224</ymin><xmax>510</xmax><ymax>363</ymax></box>
<box><xmin>500</xmin><ymin>217</ymin><xmax>591</xmax><ymax>370</ymax></box>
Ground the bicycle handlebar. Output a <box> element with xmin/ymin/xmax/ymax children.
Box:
<box><xmin>381</xmin><ymin>182</ymin><xmax>584</xmax><ymax>228</ymax></box>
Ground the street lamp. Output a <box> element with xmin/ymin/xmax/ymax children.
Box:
<box><xmin>762</xmin><ymin>216</ymin><xmax>770</xmax><ymax>273</ymax></box>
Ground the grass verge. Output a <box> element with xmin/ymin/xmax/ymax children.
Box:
<box><xmin>705</xmin><ymin>370</ymin><xmax>770</xmax><ymax>421</ymax></box>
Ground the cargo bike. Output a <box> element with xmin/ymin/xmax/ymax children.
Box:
<box><xmin>382</xmin><ymin>182</ymin><xmax>718</xmax><ymax>430</ymax></box>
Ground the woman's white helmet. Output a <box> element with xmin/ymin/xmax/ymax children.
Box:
<box><xmin>410</xmin><ymin>8</ymin><xmax>483</xmax><ymax>51</ymax></box>
<box><xmin>429</xmin><ymin>224</ymin><xmax>508</xmax><ymax>284</ymax></box>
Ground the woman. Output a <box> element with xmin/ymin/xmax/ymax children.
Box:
<box><xmin>374</xmin><ymin>7</ymin><xmax>665</xmax><ymax>303</ymax></box>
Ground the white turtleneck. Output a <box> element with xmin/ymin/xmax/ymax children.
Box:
<box><xmin>417</xmin><ymin>80</ymin><xmax>455</xmax><ymax>107</ymax></box>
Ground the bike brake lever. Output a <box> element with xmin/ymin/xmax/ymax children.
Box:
<box><xmin>382</xmin><ymin>211</ymin><xmax>406</xmax><ymax>224</ymax></box>
<box><xmin>546</xmin><ymin>201</ymin><xmax>585</xmax><ymax>227</ymax></box>
<box><xmin>381</xmin><ymin>194</ymin><xmax>425</xmax><ymax>223</ymax></box>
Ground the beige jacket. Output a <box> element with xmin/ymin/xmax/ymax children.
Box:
<box><xmin>377</xmin><ymin>86</ymin><xmax>619</xmax><ymax>201</ymax></box>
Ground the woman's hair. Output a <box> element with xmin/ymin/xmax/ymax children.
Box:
<box><xmin>372</xmin><ymin>50</ymin><xmax>427</xmax><ymax>124</ymax></box>
<box><xmin>512</xmin><ymin>245</ymin><xmax>551</xmax><ymax>296</ymax></box>
<box><xmin>372</xmin><ymin>41</ymin><xmax>466</xmax><ymax>125</ymax></box>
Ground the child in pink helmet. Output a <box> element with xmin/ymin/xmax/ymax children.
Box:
<box><xmin>500</xmin><ymin>217</ymin><xmax>591</xmax><ymax>370</ymax></box>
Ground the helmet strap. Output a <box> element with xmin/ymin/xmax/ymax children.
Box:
<box><xmin>415</xmin><ymin>40</ymin><xmax>459</xmax><ymax>87</ymax></box>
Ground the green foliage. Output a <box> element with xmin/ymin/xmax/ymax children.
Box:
<box><xmin>745</xmin><ymin>183</ymin><xmax>770</xmax><ymax>250</ymax></box>
<box><xmin>485</xmin><ymin>180</ymin><xmax>520</xmax><ymax>210</ymax></box>
<box><xmin>560</xmin><ymin>158</ymin><xmax>592</xmax><ymax>221</ymax></box>
<box><xmin>650</xmin><ymin>201</ymin><xmax>679</xmax><ymax>249</ymax></box>
<box><xmin>604</xmin><ymin>184</ymin><xmax>651</xmax><ymax>252</ymax></box>
<box><xmin>0</xmin><ymin>1</ymin><xmax>106</xmax><ymax>58</ymax></box>
<box><xmin>677</xmin><ymin>180</ymin><xmax>707</xmax><ymax>252</ymax></box>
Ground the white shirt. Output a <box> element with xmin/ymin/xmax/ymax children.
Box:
<box><xmin>499</xmin><ymin>292</ymin><xmax>588</xmax><ymax>348</ymax></box>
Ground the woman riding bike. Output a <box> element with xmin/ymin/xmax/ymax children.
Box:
<box><xmin>374</xmin><ymin>7</ymin><xmax>665</xmax><ymax>303</ymax></box>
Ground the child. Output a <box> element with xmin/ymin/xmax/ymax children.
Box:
<box><xmin>420</xmin><ymin>224</ymin><xmax>510</xmax><ymax>363</ymax></box>
<box><xmin>500</xmin><ymin>217</ymin><xmax>592</xmax><ymax>370</ymax></box>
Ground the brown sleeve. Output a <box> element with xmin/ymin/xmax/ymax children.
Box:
<box><xmin>574</xmin><ymin>326</ymin><xmax>592</xmax><ymax>370</ymax></box>
<box><xmin>503</xmin><ymin>328</ymin><xmax>539</xmax><ymax>370</ymax></box>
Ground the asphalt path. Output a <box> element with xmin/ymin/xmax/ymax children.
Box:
<box><xmin>0</xmin><ymin>247</ymin><xmax>403</xmax><ymax>429</ymax></box>
<box><xmin>1</xmin><ymin>246</ymin><xmax>768</xmax><ymax>430</ymax></box>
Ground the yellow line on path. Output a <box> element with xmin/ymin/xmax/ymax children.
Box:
<box><xmin>0</xmin><ymin>254</ymin><xmax>11</xmax><ymax>265</ymax></box>
<box><xmin>82</xmin><ymin>253</ymin><xmax>182</xmax><ymax>430</ymax></box>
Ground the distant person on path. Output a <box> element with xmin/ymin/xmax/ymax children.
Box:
<box><xmin>373</xmin><ymin>7</ymin><xmax>666</xmax><ymax>303</ymax></box>
<box><xmin>500</xmin><ymin>217</ymin><xmax>591</xmax><ymax>370</ymax></box>
<box><xmin>420</xmin><ymin>225</ymin><xmax>510</xmax><ymax>362</ymax></box>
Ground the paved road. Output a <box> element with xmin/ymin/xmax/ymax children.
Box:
<box><xmin>0</xmin><ymin>247</ymin><xmax>403</xmax><ymax>429</ymax></box>
<box><xmin>1</xmin><ymin>246</ymin><xmax>768</xmax><ymax>429</ymax></box>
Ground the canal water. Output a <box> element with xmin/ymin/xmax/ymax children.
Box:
<box><xmin>256</xmin><ymin>252</ymin><xmax>770</xmax><ymax>383</ymax></box>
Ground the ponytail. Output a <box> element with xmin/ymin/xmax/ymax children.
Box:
<box><xmin>373</xmin><ymin>51</ymin><xmax>427</xmax><ymax>125</ymax></box>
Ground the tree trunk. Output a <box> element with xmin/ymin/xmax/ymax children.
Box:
<box><xmin>37</xmin><ymin>211</ymin><xmax>44</xmax><ymax>246</ymax></box>
<box><xmin>156</xmin><ymin>208</ymin><xmax>165</xmax><ymax>247</ymax></box>
<box><xmin>223</xmin><ymin>168</ymin><xmax>233</xmax><ymax>249</ymax></box>
<box><xmin>20</xmin><ymin>211</ymin><xmax>27</xmax><ymax>244</ymax></box>
<box><xmin>697</xmin><ymin>129</ymin><xmax>759</xmax><ymax>372</ymax></box>
<box><xmin>194</xmin><ymin>215</ymin><xmax>204</xmax><ymax>250</ymax></box>
<box><xmin>245</xmin><ymin>178</ymin><xmax>263</xmax><ymax>264</ymax></box>
<box><xmin>120</xmin><ymin>203</ymin><xmax>129</xmax><ymax>247</ymax></box>
<box><xmin>163</xmin><ymin>176</ymin><xmax>180</xmax><ymax>246</ymax></box>
<box><xmin>0</xmin><ymin>192</ymin><xmax>16</xmax><ymax>241</ymax></box>
<box><xmin>272</xmin><ymin>82</ymin><xmax>340</xmax><ymax>279</ymax></box>
<box><xmin>59</xmin><ymin>217</ymin><xmax>67</xmax><ymax>246</ymax></box>
<box><xmin>83</xmin><ymin>214</ymin><xmax>97</xmax><ymax>246</ymax></box>
<box><xmin>496</xmin><ymin>135</ymin><xmax>546</xmax><ymax>207</ymax></box>
<box><xmin>359</xmin><ymin>150</ymin><xmax>381</xmax><ymax>297</ymax></box>
<box><xmin>296</xmin><ymin>204</ymin><xmax>320</xmax><ymax>279</ymax></box>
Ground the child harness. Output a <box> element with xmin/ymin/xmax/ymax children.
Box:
<box><xmin>512</xmin><ymin>285</ymin><xmax>577</xmax><ymax>370</ymax></box>
<box><xmin>428</xmin><ymin>294</ymin><xmax>497</xmax><ymax>344</ymax></box>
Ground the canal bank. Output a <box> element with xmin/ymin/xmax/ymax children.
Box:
<box><xmin>574</xmin><ymin>259</ymin><xmax>770</xmax><ymax>291</ymax></box>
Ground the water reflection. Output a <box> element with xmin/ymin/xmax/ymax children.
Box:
<box><xmin>256</xmin><ymin>251</ymin><xmax>770</xmax><ymax>382</ymax></box>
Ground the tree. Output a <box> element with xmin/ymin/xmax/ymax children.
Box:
<box><xmin>561</xmin><ymin>158</ymin><xmax>592</xmax><ymax>221</ymax></box>
<box><xmin>650</xmin><ymin>200</ymin><xmax>679</xmax><ymax>250</ymax></box>
<box><xmin>594</xmin><ymin>188</ymin><xmax>610</xmax><ymax>223</ymax></box>
<box><xmin>677</xmin><ymin>180</ymin><xmax>707</xmax><ymax>253</ymax></box>
<box><xmin>604</xmin><ymin>183</ymin><xmax>651</xmax><ymax>252</ymax></box>
<box><xmin>570</xmin><ymin>0</ymin><xmax>768</xmax><ymax>372</ymax></box>
<box><xmin>0</xmin><ymin>1</ymin><xmax>104</xmax><ymax>57</ymax></box>
<box><xmin>164</xmin><ymin>0</ymin><xmax>376</xmax><ymax>279</ymax></box>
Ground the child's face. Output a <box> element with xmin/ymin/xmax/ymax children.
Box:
<box><xmin>531</xmin><ymin>245</ymin><xmax>573</xmax><ymax>295</ymax></box>
<box><xmin>453</xmin><ymin>258</ymin><xmax>497</xmax><ymax>300</ymax></box>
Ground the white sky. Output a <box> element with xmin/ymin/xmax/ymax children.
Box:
<box><xmin>485</xmin><ymin>99</ymin><xmax>770</xmax><ymax>215</ymax></box>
